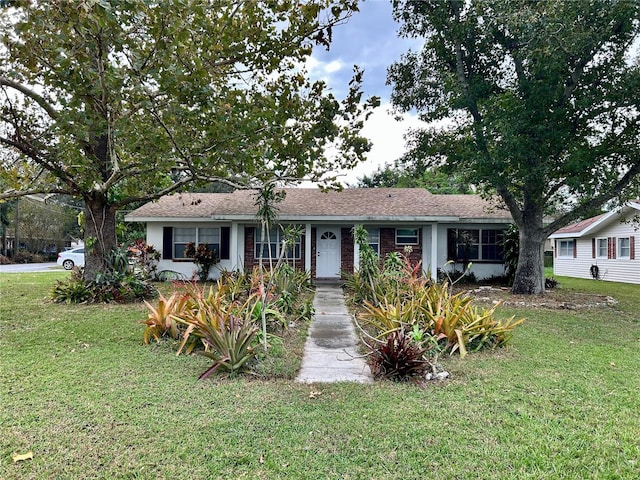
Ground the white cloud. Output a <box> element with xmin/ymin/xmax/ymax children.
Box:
<box><xmin>305</xmin><ymin>56</ymin><xmax>344</xmax><ymax>83</ymax></box>
<box><xmin>324</xmin><ymin>60</ymin><xmax>343</xmax><ymax>74</ymax></box>
<box><xmin>338</xmin><ymin>103</ymin><xmax>426</xmax><ymax>185</ymax></box>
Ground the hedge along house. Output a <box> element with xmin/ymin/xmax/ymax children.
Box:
<box><xmin>549</xmin><ymin>200</ymin><xmax>640</xmax><ymax>284</ymax></box>
<box><xmin>125</xmin><ymin>188</ymin><xmax>513</xmax><ymax>281</ymax></box>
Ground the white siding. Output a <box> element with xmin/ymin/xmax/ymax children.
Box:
<box><xmin>146</xmin><ymin>221</ymin><xmax>243</xmax><ymax>280</ymax></box>
<box><xmin>553</xmin><ymin>222</ymin><xmax>640</xmax><ymax>284</ymax></box>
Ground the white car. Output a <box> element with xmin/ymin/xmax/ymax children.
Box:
<box><xmin>57</xmin><ymin>247</ymin><xmax>85</xmax><ymax>270</ymax></box>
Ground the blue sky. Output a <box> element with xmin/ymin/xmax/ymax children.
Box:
<box><xmin>307</xmin><ymin>0</ymin><xmax>425</xmax><ymax>185</ymax></box>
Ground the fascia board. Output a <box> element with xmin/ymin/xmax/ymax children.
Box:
<box><xmin>127</xmin><ymin>214</ymin><xmax>510</xmax><ymax>224</ymax></box>
<box><xmin>211</xmin><ymin>215</ymin><xmax>462</xmax><ymax>222</ymax></box>
<box><xmin>124</xmin><ymin>216</ymin><xmax>217</xmax><ymax>223</ymax></box>
<box><xmin>456</xmin><ymin>218</ymin><xmax>512</xmax><ymax>224</ymax></box>
<box><xmin>549</xmin><ymin>208</ymin><xmax>628</xmax><ymax>239</ymax></box>
<box><xmin>548</xmin><ymin>232</ymin><xmax>579</xmax><ymax>239</ymax></box>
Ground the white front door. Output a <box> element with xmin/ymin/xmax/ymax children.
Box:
<box><xmin>316</xmin><ymin>227</ymin><xmax>341</xmax><ymax>278</ymax></box>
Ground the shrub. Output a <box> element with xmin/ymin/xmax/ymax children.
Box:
<box><xmin>250</xmin><ymin>299</ymin><xmax>287</xmax><ymax>332</ymax></box>
<box><xmin>90</xmin><ymin>271</ymin><xmax>157</xmax><ymax>303</ymax></box>
<box><xmin>184</xmin><ymin>242</ymin><xmax>219</xmax><ymax>282</ymax></box>
<box><xmin>127</xmin><ymin>240</ymin><xmax>161</xmax><ymax>280</ymax></box>
<box><xmin>295</xmin><ymin>298</ymin><xmax>315</xmax><ymax>323</ymax></box>
<box><xmin>218</xmin><ymin>269</ymin><xmax>250</xmax><ymax>302</ymax></box>
<box><xmin>545</xmin><ymin>277</ymin><xmax>559</xmax><ymax>289</ymax></box>
<box><xmin>350</xmin><ymin>225</ymin><xmax>381</xmax><ymax>304</ymax></box>
<box><xmin>51</xmin><ymin>277</ymin><xmax>92</xmax><ymax>304</ymax></box>
<box><xmin>51</xmin><ymin>269</ymin><xmax>157</xmax><ymax>304</ymax></box>
<box><xmin>197</xmin><ymin>315</ymin><xmax>259</xmax><ymax>379</ymax></box>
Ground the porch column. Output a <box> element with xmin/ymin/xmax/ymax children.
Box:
<box><xmin>230</xmin><ymin>223</ymin><xmax>240</xmax><ymax>271</ymax></box>
<box><xmin>430</xmin><ymin>224</ymin><xmax>438</xmax><ymax>281</ymax></box>
<box><xmin>353</xmin><ymin>223</ymin><xmax>361</xmax><ymax>271</ymax></box>
<box><xmin>421</xmin><ymin>225</ymin><xmax>430</xmax><ymax>277</ymax></box>
<box><xmin>304</xmin><ymin>223</ymin><xmax>312</xmax><ymax>275</ymax></box>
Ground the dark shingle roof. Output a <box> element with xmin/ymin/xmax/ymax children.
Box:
<box><xmin>126</xmin><ymin>188</ymin><xmax>512</xmax><ymax>221</ymax></box>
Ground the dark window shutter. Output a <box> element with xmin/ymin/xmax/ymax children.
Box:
<box><xmin>591</xmin><ymin>238</ymin><xmax>595</xmax><ymax>259</ymax></box>
<box><xmin>554</xmin><ymin>240</ymin><xmax>557</xmax><ymax>258</ymax></box>
<box><xmin>162</xmin><ymin>227</ymin><xmax>173</xmax><ymax>259</ymax></box>
<box><xmin>631</xmin><ymin>236</ymin><xmax>635</xmax><ymax>260</ymax></box>
<box><xmin>608</xmin><ymin>237</ymin><xmax>617</xmax><ymax>259</ymax></box>
<box><xmin>573</xmin><ymin>240</ymin><xmax>577</xmax><ymax>258</ymax></box>
<box><xmin>220</xmin><ymin>227</ymin><xmax>230</xmax><ymax>260</ymax></box>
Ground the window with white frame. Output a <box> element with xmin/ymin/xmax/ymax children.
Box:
<box><xmin>558</xmin><ymin>239</ymin><xmax>575</xmax><ymax>258</ymax></box>
<box><xmin>618</xmin><ymin>237</ymin><xmax>631</xmax><ymax>258</ymax></box>
<box><xmin>396</xmin><ymin>228</ymin><xmax>419</xmax><ymax>245</ymax></box>
<box><xmin>174</xmin><ymin>227</ymin><xmax>220</xmax><ymax>258</ymax></box>
<box><xmin>596</xmin><ymin>238</ymin><xmax>607</xmax><ymax>258</ymax></box>
<box><xmin>254</xmin><ymin>227</ymin><xmax>301</xmax><ymax>260</ymax></box>
<box><xmin>365</xmin><ymin>227</ymin><xmax>380</xmax><ymax>255</ymax></box>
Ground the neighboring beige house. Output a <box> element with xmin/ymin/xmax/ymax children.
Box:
<box><xmin>125</xmin><ymin>188</ymin><xmax>513</xmax><ymax>281</ymax></box>
<box><xmin>549</xmin><ymin>201</ymin><xmax>640</xmax><ymax>284</ymax></box>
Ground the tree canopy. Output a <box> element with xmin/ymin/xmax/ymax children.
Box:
<box><xmin>358</xmin><ymin>162</ymin><xmax>473</xmax><ymax>193</ymax></box>
<box><xmin>389</xmin><ymin>0</ymin><xmax>640</xmax><ymax>294</ymax></box>
<box><xmin>0</xmin><ymin>0</ymin><xmax>378</xmax><ymax>279</ymax></box>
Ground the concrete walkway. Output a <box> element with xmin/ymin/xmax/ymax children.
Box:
<box><xmin>296</xmin><ymin>284</ymin><xmax>372</xmax><ymax>383</ymax></box>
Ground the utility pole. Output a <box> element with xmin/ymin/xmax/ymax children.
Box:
<box><xmin>14</xmin><ymin>198</ymin><xmax>19</xmax><ymax>258</ymax></box>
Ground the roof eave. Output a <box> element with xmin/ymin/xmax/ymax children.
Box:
<box><xmin>126</xmin><ymin>214</ymin><xmax>513</xmax><ymax>224</ymax></box>
<box><xmin>549</xmin><ymin>232</ymin><xmax>579</xmax><ymax>239</ymax></box>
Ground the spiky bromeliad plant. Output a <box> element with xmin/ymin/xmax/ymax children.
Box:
<box><xmin>142</xmin><ymin>291</ymin><xmax>192</xmax><ymax>344</ymax></box>
<box><xmin>196</xmin><ymin>314</ymin><xmax>259</xmax><ymax>379</ymax></box>
<box><xmin>173</xmin><ymin>291</ymin><xmax>261</xmax><ymax>378</ymax></box>
<box><xmin>366</xmin><ymin>327</ymin><xmax>432</xmax><ymax>384</ymax></box>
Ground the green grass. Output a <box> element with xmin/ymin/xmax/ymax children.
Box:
<box><xmin>1</xmin><ymin>272</ymin><xmax>639</xmax><ymax>479</ymax></box>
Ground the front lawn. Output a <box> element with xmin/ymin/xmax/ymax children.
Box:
<box><xmin>1</xmin><ymin>272</ymin><xmax>638</xmax><ymax>479</ymax></box>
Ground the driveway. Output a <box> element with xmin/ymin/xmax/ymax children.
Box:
<box><xmin>0</xmin><ymin>262</ymin><xmax>60</xmax><ymax>273</ymax></box>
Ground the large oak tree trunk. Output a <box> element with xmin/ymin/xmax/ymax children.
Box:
<box><xmin>83</xmin><ymin>197</ymin><xmax>118</xmax><ymax>281</ymax></box>
<box><xmin>512</xmin><ymin>220</ymin><xmax>546</xmax><ymax>295</ymax></box>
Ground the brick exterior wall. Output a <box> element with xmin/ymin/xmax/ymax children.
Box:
<box><xmin>379</xmin><ymin>227</ymin><xmax>423</xmax><ymax>266</ymax></box>
<box><xmin>341</xmin><ymin>227</ymin><xmax>355</xmax><ymax>276</ymax></box>
<box><xmin>244</xmin><ymin>226</ymin><xmax>255</xmax><ymax>270</ymax></box>
<box><xmin>243</xmin><ymin>225</ymin><xmax>423</xmax><ymax>278</ymax></box>
<box><xmin>243</xmin><ymin>226</ymin><xmax>307</xmax><ymax>273</ymax></box>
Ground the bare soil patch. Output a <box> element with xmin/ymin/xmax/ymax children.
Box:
<box><xmin>461</xmin><ymin>286</ymin><xmax>618</xmax><ymax>310</ymax></box>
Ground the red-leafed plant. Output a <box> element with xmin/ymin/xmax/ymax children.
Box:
<box><xmin>366</xmin><ymin>327</ymin><xmax>432</xmax><ymax>385</ymax></box>
<box><xmin>184</xmin><ymin>242</ymin><xmax>219</xmax><ymax>282</ymax></box>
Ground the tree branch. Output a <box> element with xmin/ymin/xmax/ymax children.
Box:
<box><xmin>0</xmin><ymin>186</ymin><xmax>72</xmax><ymax>201</ymax></box>
<box><xmin>0</xmin><ymin>77</ymin><xmax>59</xmax><ymax>120</ymax></box>
<box><xmin>544</xmin><ymin>160</ymin><xmax>640</xmax><ymax>236</ymax></box>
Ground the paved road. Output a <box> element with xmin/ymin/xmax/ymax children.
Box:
<box><xmin>0</xmin><ymin>262</ymin><xmax>60</xmax><ymax>273</ymax></box>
